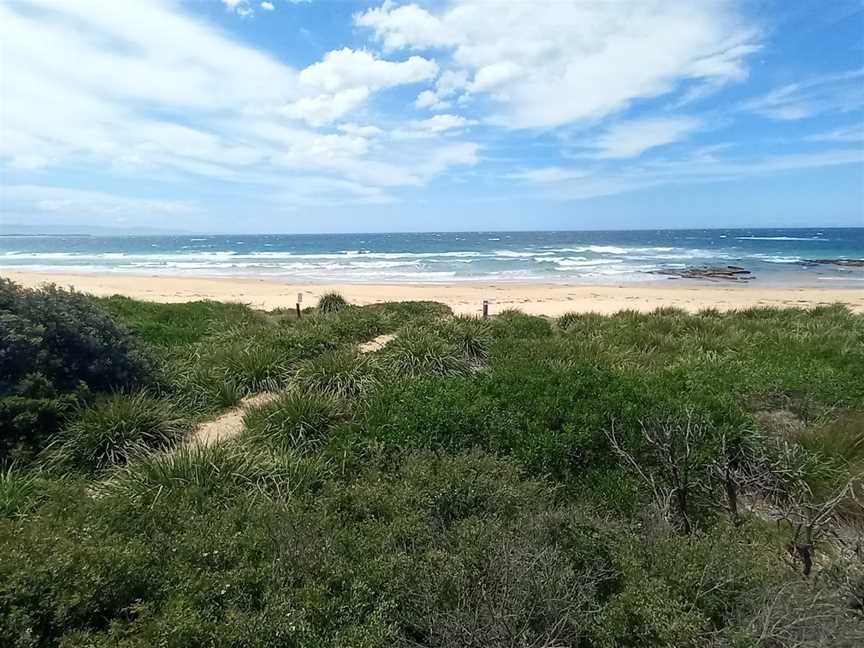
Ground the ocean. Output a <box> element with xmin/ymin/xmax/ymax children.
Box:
<box><xmin>1</xmin><ymin>228</ymin><xmax>863</xmax><ymax>285</ymax></box>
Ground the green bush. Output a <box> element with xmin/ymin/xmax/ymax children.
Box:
<box><xmin>0</xmin><ymin>280</ymin><xmax>154</xmax><ymax>395</ymax></box>
<box><xmin>49</xmin><ymin>393</ymin><xmax>188</xmax><ymax>473</ymax></box>
<box><xmin>1</xmin><ymin>281</ymin><xmax>156</xmax><ymax>463</ymax></box>
<box><xmin>243</xmin><ymin>391</ymin><xmax>345</xmax><ymax>452</ymax></box>
<box><xmin>318</xmin><ymin>291</ymin><xmax>348</xmax><ymax>314</ymax></box>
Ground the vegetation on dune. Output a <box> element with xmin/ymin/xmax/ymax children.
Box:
<box><xmin>47</xmin><ymin>392</ymin><xmax>189</xmax><ymax>474</ymax></box>
<box><xmin>1</xmin><ymin>285</ymin><xmax>863</xmax><ymax>646</ymax></box>
<box><xmin>0</xmin><ymin>280</ymin><xmax>155</xmax><ymax>462</ymax></box>
<box><xmin>318</xmin><ymin>290</ymin><xmax>348</xmax><ymax>313</ymax></box>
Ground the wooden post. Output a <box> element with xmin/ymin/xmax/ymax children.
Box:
<box><xmin>296</xmin><ymin>292</ymin><xmax>303</xmax><ymax>318</ymax></box>
<box><xmin>482</xmin><ymin>300</ymin><xmax>489</xmax><ymax>320</ymax></box>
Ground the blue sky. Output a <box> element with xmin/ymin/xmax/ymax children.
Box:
<box><xmin>1</xmin><ymin>0</ymin><xmax>863</xmax><ymax>233</ymax></box>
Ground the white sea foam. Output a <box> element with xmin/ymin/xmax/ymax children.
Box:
<box><xmin>736</xmin><ymin>236</ymin><xmax>826</xmax><ymax>241</ymax></box>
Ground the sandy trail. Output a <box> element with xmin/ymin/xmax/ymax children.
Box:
<box><xmin>187</xmin><ymin>333</ymin><xmax>397</xmax><ymax>447</ymax></box>
<box><xmin>358</xmin><ymin>333</ymin><xmax>395</xmax><ymax>353</ymax></box>
<box><xmin>188</xmin><ymin>392</ymin><xmax>278</xmax><ymax>447</ymax></box>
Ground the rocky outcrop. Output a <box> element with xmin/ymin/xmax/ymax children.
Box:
<box><xmin>649</xmin><ymin>265</ymin><xmax>753</xmax><ymax>282</ymax></box>
<box><xmin>799</xmin><ymin>258</ymin><xmax>864</xmax><ymax>268</ymax></box>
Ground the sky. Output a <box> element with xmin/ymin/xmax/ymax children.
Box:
<box><xmin>1</xmin><ymin>0</ymin><xmax>863</xmax><ymax>234</ymax></box>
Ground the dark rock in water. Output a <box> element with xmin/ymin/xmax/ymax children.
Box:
<box><xmin>649</xmin><ymin>265</ymin><xmax>754</xmax><ymax>282</ymax></box>
<box><xmin>799</xmin><ymin>258</ymin><xmax>864</xmax><ymax>268</ymax></box>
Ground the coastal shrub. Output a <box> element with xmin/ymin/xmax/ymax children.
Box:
<box><xmin>48</xmin><ymin>393</ymin><xmax>188</xmax><ymax>473</ymax></box>
<box><xmin>0</xmin><ymin>281</ymin><xmax>156</xmax><ymax>462</ymax></box>
<box><xmin>0</xmin><ymin>279</ymin><xmax>154</xmax><ymax>395</ymax></box>
<box><xmin>292</xmin><ymin>348</ymin><xmax>380</xmax><ymax>399</ymax></box>
<box><xmin>318</xmin><ymin>291</ymin><xmax>348</xmax><ymax>314</ymax></box>
<box><xmin>243</xmin><ymin>390</ymin><xmax>345</xmax><ymax>452</ymax></box>
<box><xmin>0</xmin><ymin>388</ymin><xmax>82</xmax><ymax>464</ymax></box>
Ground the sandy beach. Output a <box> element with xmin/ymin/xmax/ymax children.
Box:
<box><xmin>5</xmin><ymin>270</ymin><xmax>863</xmax><ymax>316</ymax></box>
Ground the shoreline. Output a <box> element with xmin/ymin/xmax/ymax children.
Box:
<box><xmin>5</xmin><ymin>270</ymin><xmax>864</xmax><ymax>315</ymax></box>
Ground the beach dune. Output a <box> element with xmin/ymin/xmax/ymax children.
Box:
<box><xmin>5</xmin><ymin>271</ymin><xmax>863</xmax><ymax>316</ymax></box>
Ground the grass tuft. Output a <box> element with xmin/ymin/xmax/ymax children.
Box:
<box><xmin>292</xmin><ymin>348</ymin><xmax>379</xmax><ymax>399</ymax></box>
<box><xmin>379</xmin><ymin>326</ymin><xmax>471</xmax><ymax>378</ymax></box>
<box><xmin>48</xmin><ymin>393</ymin><xmax>188</xmax><ymax>473</ymax></box>
<box><xmin>243</xmin><ymin>390</ymin><xmax>345</xmax><ymax>452</ymax></box>
<box><xmin>318</xmin><ymin>292</ymin><xmax>348</xmax><ymax>314</ymax></box>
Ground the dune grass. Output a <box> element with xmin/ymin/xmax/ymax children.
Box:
<box><xmin>47</xmin><ymin>392</ymin><xmax>189</xmax><ymax>473</ymax></box>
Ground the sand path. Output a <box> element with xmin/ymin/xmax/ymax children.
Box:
<box><xmin>188</xmin><ymin>392</ymin><xmax>278</xmax><ymax>447</ymax></box>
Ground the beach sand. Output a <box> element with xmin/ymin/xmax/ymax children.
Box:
<box><xmin>4</xmin><ymin>270</ymin><xmax>864</xmax><ymax>316</ymax></box>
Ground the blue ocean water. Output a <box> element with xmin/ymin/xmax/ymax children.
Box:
<box><xmin>1</xmin><ymin>228</ymin><xmax>863</xmax><ymax>285</ymax></box>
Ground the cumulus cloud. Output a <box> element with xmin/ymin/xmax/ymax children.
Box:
<box><xmin>283</xmin><ymin>48</ymin><xmax>438</xmax><ymax>125</ymax></box>
<box><xmin>0</xmin><ymin>0</ymin><xmax>478</xmax><ymax>213</ymax></box>
<box><xmin>357</xmin><ymin>0</ymin><xmax>759</xmax><ymax>128</ymax></box>
<box><xmin>299</xmin><ymin>48</ymin><xmax>437</xmax><ymax>94</ymax></box>
<box><xmin>261</xmin><ymin>2</ymin><xmax>275</xmax><ymax>10</ymax></box>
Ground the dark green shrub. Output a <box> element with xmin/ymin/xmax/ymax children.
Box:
<box><xmin>49</xmin><ymin>393</ymin><xmax>188</xmax><ymax>473</ymax></box>
<box><xmin>243</xmin><ymin>391</ymin><xmax>345</xmax><ymax>452</ymax></box>
<box><xmin>0</xmin><ymin>280</ymin><xmax>154</xmax><ymax>394</ymax></box>
<box><xmin>318</xmin><ymin>291</ymin><xmax>348</xmax><ymax>314</ymax></box>
<box><xmin>0</xmin><ymin>280</ymin><xmax>156</xmax><ymax>462</ymax></box>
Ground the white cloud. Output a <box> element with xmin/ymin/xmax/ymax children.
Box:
<box><xmin>357</xmin><ymin>1</ymin><xmax>758</xmax><ymax>128</ymax></box>
<box><xmin>284</xmin><ymin>48</ymin><xmax>438</xmax><ymax>125</ymax></box>
<box><xmin>392</xmin><ymin>114</ymin><xmax>477</xmax><ymax>139</ymax></box>
<box><xmin>299</xmin><ymin>48</ymin><xmax>437</xmax><ymax>94</ymax></box>
<box><xmin>414</xmin><ymin>70</ymin><xmax>467</xmax><ymax>111</ymax></box>
<box><xmin>261</xmin><ymin>2</ymin><xmax>275</xmax><ymax>11</ymax></box>
<box><xmin>742</xmin><ymin>69</ymin><xmax>864</xmax><ymax>121</ymax></box>
<box><xmin>2</xmin><ymin>185</ymin><xmax>199</xmax><ymax>218</ymax></box>
<box><xmin>0</xmin><ymin>0</ymin><xmax>477</xmax><ymax>211</ymax></box>
<box><xmin>338</xmin><ymin>124</ymin><xmax>385</xmax><ymax>138</ymax></box>
<box><xmin>355</xmin><ymin>1</ymin><xmax>454</xmax><ymax>50</ymax></box>
<box><xmin>282</xmin><ymin>88</ymin><xmax>372</xmax><ymax>127</ymax></box>
<box><xmin>590</xmin><ymin>117</ymin><xmax>703</xmax><ymax>159</ymax></box>
<box><xmin>223</xmin><ymin>0</ymin><xmax>254</xmax><ymax>18</ymax></box>
<box><xmin>805</xmin><ymin>125</ymin><xmax>864</xmax><ymax>143</ymax></box>
<box><xmin>510</xmin><ymin>148</ymin><xmax>864</xmax><ymax>201</ymax></box>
